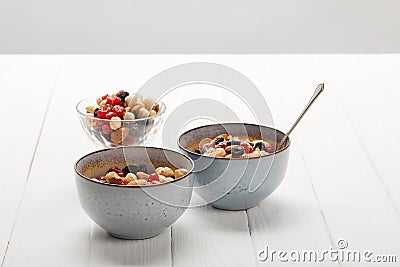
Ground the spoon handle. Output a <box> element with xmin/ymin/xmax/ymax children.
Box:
<box><xmin>277</xmin><ymin>83</ymin><xmax>324</xmax><ymax>151</ymax></box>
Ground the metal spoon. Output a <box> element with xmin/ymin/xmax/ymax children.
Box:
<box><xmin>276</xmin><ymin>83</ymin><xmax>324</xmax><ymax>151</ymax></box>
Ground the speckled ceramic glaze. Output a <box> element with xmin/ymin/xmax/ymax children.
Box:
<box><xmin>178</xmin><ymin>123</ymin><xmax>290</xmax><ymax>211</ymax></box>
<box><xmin>74</xmin><ymin>147</ymin><xmax>194</xmax><ymax>239</ymax></box>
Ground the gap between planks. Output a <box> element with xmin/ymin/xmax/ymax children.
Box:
<box><xmin>1</xmin><ymin>65</ymin><xmax>60</xmax><ymax>267</ymax></box>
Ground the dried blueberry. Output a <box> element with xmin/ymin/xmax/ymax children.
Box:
<box><xmin>253</xmin><ymin>141</ymin><xmax>267</xmax><ymax>152</ymax></box>
<box><xmin>231</xmin><ymin>145</ymin><xmax>245</xmax><ymax>158</ymax></box>
<box><xmin>117</xmin><ymin>91</ymin><xmax>130</xmax><ymax>102</ymax></box>
<box><xmin>93</xmin><ymin>108</ymin><xmax>99</xmax><ymax>117</ymax></box>
<box><xmin>122</xmin><ymin>164</ymin><xmax>148</xmax><ymax>176</ymax></box>
<box><xmin>227</xmin><ymin>138</ymin><xmax>241</xmax><ymax>146</ymax></box>
<box><xmin>213</xmin><ymin>137</ymin><xmax>225</xmax><ymax>145</ymax></box>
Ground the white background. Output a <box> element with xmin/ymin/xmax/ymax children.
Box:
<box><xmin>0</xmin><ymin>0</ymin><xmax>399</xmax><ymax>53</ymax></box>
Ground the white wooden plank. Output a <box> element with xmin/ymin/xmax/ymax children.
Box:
<box><xmin>1</xmin><ymin>59</ymin><xmax>93</xmax><ymax>267</ymax></box>
<box><xmin>172</xmin><ymin>194</ymin><xmax>256</xmax><ymax>267</ymax></box>
<box><xmin>245</xmin><ymin>57</ymin><xmax>337</xmax><ymax>266</ymax></box>
<box><xmin>89</xmin><ymin>225</ymin><xmax>171</xmax><ymax>267</ymax></box>
<box><xmin>268</xmin><ymin>55</ymin><xmax>400</xmax><ymax>264</ymax></box>
<box><xmin>4</xmin><ymin>55</ymin><xmax>399</xmax><ymax>267</ymax></box>
<box><xmin>2</xmin><ymin>56</ymin><xmax>174</xmax><ymax>267</ymax></box>
<box><xmin>0</xmin><ymin>56</ymin><xmax>59</xmax><ymax>264</ymax></box>
<box><xmin>331</xmin><ymin>55</ymin><xmax>400</xmax><ymax>216</ymax></box>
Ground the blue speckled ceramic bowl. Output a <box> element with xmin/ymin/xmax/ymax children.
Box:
<box><xmin>178</xmin><ymin>123</ymin><xmax>290</xmax><ymax>211</ymax></box>
<box><xmin>74</xmin><ymin>146</ymin><xmax>194</xmax><ymax>239</ymax></box>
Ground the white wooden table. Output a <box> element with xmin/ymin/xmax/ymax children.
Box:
<box><xmin>0</xmin><ymin>55</ymin><xmax>399</xmax><ymax>266</ymax></box>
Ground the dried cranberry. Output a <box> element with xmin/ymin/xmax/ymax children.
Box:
<box><xmin>266</xmin><ymin>146</ymin><xmax>274</xmax><ymax>153</ymax></box>
<box><xmin>122</xmin><ymin>134</ymin><xmax>136</xmax><ymax>146</ymax></box>
<box><xmin>109</xmin><ymin>167</ymin><xmax>122</xmax><ymax>173</ymax></box>
<box><xmin>117</xmin><ymin>172</ymin><xmax>125</xmax><ymax>177</ymax></box>
<box><xmin>102</xmin><ymin>124</ymin><xmax>112</xmax><ymax>135</ymax></box>
<box><xmin>101</xmin><ymin>94</ymin><xmax>108</xmax><ymax>100</ymax></box>
<box><xmin>97</xmin><ymin>105</ymin><xmax>111</xmax><ymax>119</ymax></box>
<box><xmin>112</xmin><ymin>105</ymin><xmax>126</xmax><ymax>118</ymax></box>
<box><xmin>240</xmin><ymin>142</ymin><xmax>253</xmax><ymax>154</ymax></box>
<box><xmin>97</xmin><ymin>176</ymin><xmax>106</xmax><ymax>181</ymax></box>
<box><xmin>105</xmin><ymin>111</ymin><xmax>118</xmax><ymax>120</ymax></box>
<box><xmin>106</xmin><ymin>95</ymin><xmax>122</xmax><ymax>106</ymax></box>
<box><xmin>147</xmin><ymin>173</ymin><xmax>159</xmax><ymax>183</ymax></box>
<box><xmin>203</xmin><ymin>143</ymin><xmax>215</xmax><ymax>150</ymax></box>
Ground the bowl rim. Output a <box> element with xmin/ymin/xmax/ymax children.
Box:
<box><xmin>75</xmin><ymin>96</ymin><xmax>166</xmax><ymax>123</ymax></box>
<box><xmin>74</xmin><ymin>146</ymin><xmax>194</xmax><ymax>188</ymax></box>
<box><xmin>177</xmin><ymin>122</ymin><xmax>291</xmax><ymax>160</ymax></box>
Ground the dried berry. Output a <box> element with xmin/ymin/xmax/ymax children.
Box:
<box><xmin>122</xmin><ymin>164</ymin><xmax>148</xmax><ymax>176</ymax></box>
<box><xmin>96</xmin><ymin>105</ymin><xmax>111</xmax><ymax>119</ymax></box>
<box><xmin>147</xmin><ymin>173</ymin><xmax>159</xmax><ymax>183</ymax></box>
<box><xmin>109</xmin><ymin>167</ymin><xmax>122</xmax><ymax>173</ymax></box>
<box><xmin>117</xmin><ymin>91</ymin><xmax>129</xmax><ymax>102</ymax></box>
<box><xmin>240</xmin><ymin>142</ymin><xmax>253</xmax><ymax>154</ymax></box>
<box><xmin>101</xmin><ymin>124</ymin><xmax>112</xmax><ymax>135</ymax></box>
<box><xmin>106</xmin><ymin>95</ymin><xmax>122</xmax><ymax>106</ymax></box>
<box><xmin>213</xmin><ymin>137</ymin><xmax>224</xmax><ymax>145</ymax></box>
<box><xmin>231</xmin><ymin>145</ymin><xmax>245</xmax><ymax>158</ymax></box>
<box><xmin>253</xmin><ymin>141</ymin><xmax>267</xmax><ymax>152</ymax></box>
<box><xmin>226</xmin><ymin>138</ymin><xmax>241</xmax><ymax>146</ymax></box>
<box><xmin>105</xmin><ymin>111</ymin><xmax>118</xmax><ymax>120</ymax></box>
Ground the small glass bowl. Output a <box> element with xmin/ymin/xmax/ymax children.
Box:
<box><xmin>76</xmin><ymin>97</ymin><xmax>166</xmax><ymax>148</ymax></box>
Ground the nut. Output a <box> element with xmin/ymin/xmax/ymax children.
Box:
<box><xmin>165</xmin><ymin>177</ymin><xmax>175</xmax><ymax>182</ymax></box>
<box><xmin>105</xmin><ymin>172</ymin><xmax>123</xmax><ymax>184</ymax></box>
<box><xmin>86</xmin><ymin>106</ymin><xmax>96</xmax><ymax>114</ymax></box>
<box><xmin>142</xmin><ymin>98</ymin><xmax>155</xmax><ymax>110</ymax></box>
<box><xmin>124</xmin><ymin>112</ymin><xmax>135</xmax><ymax>120</ymax></box>
<box><xmin>125</xmin><ymin>173</ymin><xmax>137</xmax><ymax>183</ymax></box>
<box><xmin>124</xmin><ymin>95</ymin><xmax>133</xmax><ymax>106</ymax></box>
<box><xmin>137</xmin><ymin>108</ymin><xmax>150</xmax><ymax>119</ymax></box>
<box><xmin>128</xmin><ymin>93</ymin><xmax>143</xmax><ymax>107</ymax></box>
<box><xmin>127</xmin><ymin>180</ymin><xmax>138</xmax><ymax>186</ymax></box>
<box><xmin>131</xmin><ymin>104</ymin><xmax>145</xmax><ymax>116</ymax></box>
<box><xmin>111</xmin><ymin>127</ymin><xmax>129</xmax><ymax>144</ymax></box>
<box><xmin>157</xmin><ymin>167</ymin><xmax>174</xmax><ymax>177</ymax></box>
<box><xmin>96</xmin><ymin>97</ymin><xmax>102</xmax><ymax>105</ymax></box>
<box><xmin>155</xmin><ymin>167</ymin><xmax>164</xmax><ymax>174</ymax></box>
<box><xmin>148</xmin><ymin>110</ymin><xmax>157</xmax><ymax>117</ymax></box>
<box><xmin>152</xmin><ymin>180</ymin><xmax>161</xmax><ymax>184</ymax></box>
<box><xmin>158</xmin><ymin>175</ymin><xmax>167</xmax><ymax>182</ymax></box>
<box><xmin>99</xmin><ymin>100</ymin><xmax>107</xmax><ymax>106</ymax></box>
<box><xmin>136</xmin><ymin>172</ymin><xmax>149</xmax><ymax>180</ymax></box>
<box><xmin>174</xmin><ymin>168</ymin><xmax>188</xmax><ymax>179</ymax></box>
<box><xmin>110</xmin><ymin>116</ymin><xmax>122</xmax><ymax>130</ymax></box>
<box><xmin>215</xmin><ymin>148</ymin><xmax>227</xmax><ymax>158</ymax></box>
<box><xmin>151</xmin><ymin>103</ymin><xmax>160</xmax><ymax>113</ymax></box>
<box><xmin>221</xmin><ymin>134</ymin><xmax>229</xmax><ymax>140</ymax></box>
<box><xmin>136</xmin><ymin>179</ymin><xmax>147</xmax><ymax>185</ymax></box>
